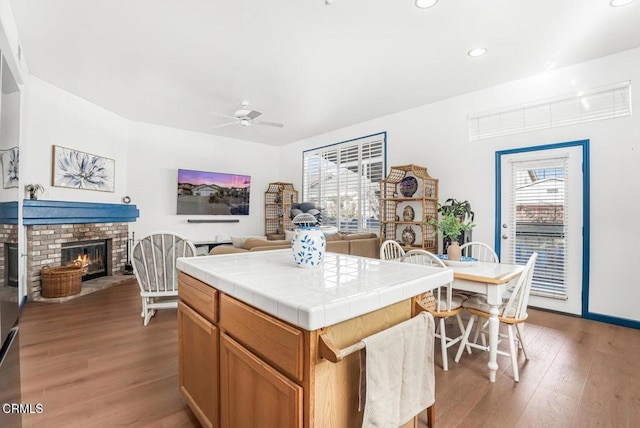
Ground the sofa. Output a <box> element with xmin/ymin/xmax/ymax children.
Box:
<box><xmin>209</xmin><ymin>232</ymin><xmax>380</xmax><ymax>259</ymax></box>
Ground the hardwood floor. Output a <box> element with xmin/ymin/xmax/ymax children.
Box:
<box><xmin>19</xmin><ymin>280</ymin><xmax>198</xmax><ymax>428</ymax></box>
<box><xmin>19</xmin><ymin>280</ymin><xmax>640</xmax><ymax>427</ymax></box>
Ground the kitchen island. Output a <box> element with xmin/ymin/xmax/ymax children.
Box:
<box><xmin>176</xmin><ymin>249</ymin><xmax>452</xmax><ymax>428</ymax></box>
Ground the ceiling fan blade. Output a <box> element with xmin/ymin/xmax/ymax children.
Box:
<box><xmin>246</xmin><ymin>110</ymin><xmax>262</xmax><ymax>120</ymax></box>
<box><xmin>210</xmin><ymin>111</ymin><xmax>237</xmax><ymax>121</ymax></box>
<box><xmin>210</xmin><ymin>120</ymin><xmax>239</xmax><ymax>129</ymax></box>
<box><xmin>252</xmin><ymin>119</ymin><xmax>284</xmax><ymax>128</ymax></box>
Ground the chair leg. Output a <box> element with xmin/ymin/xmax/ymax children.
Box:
<box><xmin>516</xmin><ymin>323</ymin><xmax>529</xmax><ymax>360</ymax></box>
<box><xmin>455</xmin><ymin>314</ymin><xmax>472</xmax><ymax>355</ymax></box>
<box><xmin>455</xmin><ymin>314</ymin><xmax>476</xmax><ymax>363</ymax></box>
<box><xmin>507</xmin><ymin>324</ymin><xmax>519</xmax><ymax>382</ymax></box>
<box><xmin>439</xmin><ymin>317</ymin><xmax>448</xmax><ymax>371</ymax></box>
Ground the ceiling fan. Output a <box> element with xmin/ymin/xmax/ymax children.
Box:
<box><xmin>210</xmin><ymin>101</ymin><xmax>284</xmax><ymax>129</ymax></box>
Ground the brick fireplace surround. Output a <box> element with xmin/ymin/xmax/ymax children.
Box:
<box><xmin>26</xmin><ymin>223</ymin><xmax>129</xmax><ymax>299</ymax></box>
<box><xmin>23</xmin><ymin>200</ymin><xmax>139</xmax><ymax>300</ymax></box>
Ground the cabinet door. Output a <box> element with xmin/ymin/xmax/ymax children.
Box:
<box><xmin>220</xmin><ymin>333</ymin><xmax>303</xmax><ymax>428</ymax></box>
<box><xmin>178</xmin><ymin>302</ymin><xmax>219</xmax><ymax>428</ymax></box>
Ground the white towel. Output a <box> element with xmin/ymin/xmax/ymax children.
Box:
<box><xmin>359</xmin><ymin>311</ymin><xmax>435</xmax><ymax>428</ymax></box>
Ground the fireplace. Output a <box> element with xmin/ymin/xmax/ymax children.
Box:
<box><xmin>4</xmin><ymin>243</ymin><xmax>18</xmax><ymax>288</ymax></box>
<box><xmin>61</xmin><ymin>239</ymin><xmax>109</xmax><ymax>281</ymax></box>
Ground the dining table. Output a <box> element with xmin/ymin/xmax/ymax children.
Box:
<box><xmin>448</xmin><ymin>260</ymin><xmax>525</xmax><ymax>382</ymax></box>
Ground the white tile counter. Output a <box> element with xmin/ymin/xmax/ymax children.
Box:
<box><xmin>176</xmin><ymin>249</ymin><xmax>453</xmax><ymax>330</ymax></box>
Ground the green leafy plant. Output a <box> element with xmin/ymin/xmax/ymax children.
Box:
<box><xmin>427</xmin><ymin>212</ymin><xmax>475</xmax><ymax>241</ymax></box>
<box><xmin>25</xmin><ymin>183</ymin><xmax>45</xmax><ymax>199</ymax></box>
<box><xmin>438</xmin><ymin>198</ymin><xmax>474</xmax><ymax>222</ymax></box>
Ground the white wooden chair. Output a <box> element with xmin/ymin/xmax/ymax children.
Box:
<box><xmin>132</xmin><ymin>231</ymin><xmax>196</xmax><ymax>326</ymax></box>
<box><xmin>459</xmin><ymin>241</ymin><xmax>499</xmax><ymax>262</ymax></box>
<box><xmin>379</xmin><ymin>239</ymin><xmax>405</xmax><ymax>260</ymax></box>
<box><xmin>402</xmin><ymin>249</ymin><xmax>470</xmax><ymax>371</ymax></box>
<box><xmin>454</xmin><ymin>252</ymin><xmax>538</xmax><ymax>382</ymax></box>
<box><xmin>458</xmin><ymin>242</ymin><xmax>500</xmax><ymax>343</ymax></box>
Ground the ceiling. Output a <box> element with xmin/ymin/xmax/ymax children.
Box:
<box><xmin>9</xmin><ymin>0</ymin><xmax>640</xmax><ymax>146</ymax></box>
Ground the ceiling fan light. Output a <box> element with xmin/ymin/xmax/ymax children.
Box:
<box><xmin>415</xmin><ymin>0</ymin><xmax>438</xmax><ymax>8</ymax></box>
<box><xmin>468</xmin><ymin>47</ymin><xmax>488</xmax><ymax>57</ymax></box>
<box><xmin>610</xmin><ymin>0</ymin><xmax>634</xmax><ymax>6</ymax></box>
<box><xmin>240</xmin><ymin>119</ymin><xmax>250</xmax><ymax>127</ymax></box>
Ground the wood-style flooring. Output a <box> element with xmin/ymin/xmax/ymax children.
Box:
<box><xmin>19</xmin><ymin>280</ymin><xmax>640</xmax><ymax>427</ymax></box>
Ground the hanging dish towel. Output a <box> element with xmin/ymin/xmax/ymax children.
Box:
<box><xmin>359</xmin><ymin>311</ymin><xmax>435</xmax><ymax>428</ymax></box>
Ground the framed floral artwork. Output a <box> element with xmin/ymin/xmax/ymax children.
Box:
<box><xmin>1</xmin><ymin>147</ymin><xmax>19</xmax><ymax>189</ymax></box>
<box><xmin>52</xmin><ymin>145</ymin><xmax>115</xmax><ymax>192</ymax></box>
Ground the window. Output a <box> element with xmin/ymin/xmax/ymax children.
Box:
<box><xmin>303</xmin><ymin>133</ymin><xmax>386</xmax><ymax>233</ymax></box>
<box><xmin>469</xmin><ymin>81</ymin><xmax>631</xmax><ymax>141</ymax></box>
<box><xmin>508</xmin><ymin>157</ymin><xmax>569</xmax><ymax>299</ymax></box>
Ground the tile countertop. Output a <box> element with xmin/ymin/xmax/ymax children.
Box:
<box><xmin>176</xmin><ymin>249</ymin><xmax>453</xmax><ymax>331</ymax></box>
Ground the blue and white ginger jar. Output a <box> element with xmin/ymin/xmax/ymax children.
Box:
<box><xmin>291</xmin><ymin>226</ymin><xmax>326</xmax><ymax>268</ymax></box>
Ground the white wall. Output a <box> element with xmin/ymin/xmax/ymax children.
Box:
<box><xmin>280</xmin><ymin>47</ymin><xmax>640</xmax><ymax>322</ymax></box>
<box><xmin>21</xmin><ymin>77</ymin><xmax>280</xmax><ymax>244</ymax></box>
<box><xmin>21</xmin><ymin>77</ymin><xmax>129</xmax><ymax>202</ymax></box>
<box><xmin>126</xmin><ymin>121</ymin><xmax>279</xmax><ymax>242</ymax></box>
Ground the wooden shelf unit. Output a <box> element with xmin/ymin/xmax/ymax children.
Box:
<box><xmin>379</xmin><ymin>164</ymin><xmax>439</xmax><ymax>253</ymax></box>
<box><xmin>264</xmin><ymin>182</ymin><xmax>298</xmax><ymax>239</ymax></box>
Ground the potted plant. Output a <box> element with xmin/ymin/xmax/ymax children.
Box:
<box><xmin>438</xmin><ymin>198</ymin><xmax>474</xmax><ymax>222</ymax></box>
<box><xmin>427</xmin><ymin>212</ymin><xmax>475</xmax><ymax>261</ymax></box>
<box><xmin>25</xmin><ymin>183</ymin><xmax>45</xmax><ymax>200</ymax></box>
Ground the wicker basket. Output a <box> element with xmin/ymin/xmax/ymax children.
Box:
<box><xmin>41</xmin><ymin>262</ymin><xmax>83</xmax><ymax>298</ymax></box>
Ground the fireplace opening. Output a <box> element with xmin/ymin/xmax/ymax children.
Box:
<box><xmin>5</xmin><ymin>243</ymin><xmax>18</xmax><ymax>288</ymax></box>
<box><xmin>61</xmin><ymin>239</ymin><xmax>109</xmax><ymax>281</ymax></box>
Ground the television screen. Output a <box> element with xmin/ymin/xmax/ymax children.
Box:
<box><xmin>177</xmin><ymin>169</ymin><xmax>251</xmax><ymax>215</ymax></box>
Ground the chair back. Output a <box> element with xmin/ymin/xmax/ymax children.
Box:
<box><xmin>501</xmin><ymin>252</ymin><xmax>538</xmax><ymax>320</ymax></box>
<box><xmin>379</xmin><ymin>239</ymin><xmax>406</xmax><ymax>260</ymax></box>
<box><xmin>459</xmin><ymin>241</ymin><xmax>499</xmax><ymax>263</ymax></box>
<box><xmin>401</xmin><ymin>249</ymin><xmax>445</xmax><ymax>268</ymax></box>
<box><xmin>132</xmin><ymin>232</ymin><xmax>196</xmax><ymax>295</ymax></box>
<box><xmin>401</xmin><ymin>250</ymin><xmax>452</xmax><ymax>312</ymax></box>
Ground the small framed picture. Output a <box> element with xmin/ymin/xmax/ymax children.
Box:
<box><xmin>1</xmin><ymin>147</ymin><xmax>19</xmax><ymax>189</ymax></box>
<box><xmin>52</xmin><ymin>145</ymin><xmax>115</xmax><ymax>192</ymax></box>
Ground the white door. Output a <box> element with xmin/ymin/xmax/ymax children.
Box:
<box><xmin>498</xmin><ymin>143</ymin><xmax>585</xmax><ymax>315</ymax></box>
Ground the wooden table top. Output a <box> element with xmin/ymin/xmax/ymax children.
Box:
<box><xmin>451</xmin><ymin>261</ymin><xmax>525</xmax><ymax>285</ymax></box>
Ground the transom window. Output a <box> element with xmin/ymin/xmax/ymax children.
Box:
<box><xmin>302</xmin><ymin>133</ymin><xmax>386</xmax><ymax>233</ymax></box>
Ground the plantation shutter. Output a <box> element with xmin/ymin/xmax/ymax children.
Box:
<box><xmin>506</xmin><ymin>157</ymin><xmax>569</xmax><ymax>299</ymax></box>
<box><xmin>303</xmin><ymin>133</ymin><xmax>385</xmax><ymax>233</ymax></box>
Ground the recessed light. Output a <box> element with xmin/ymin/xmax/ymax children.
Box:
<box><xmin>415</xmin><ymin>0</ymin><xmax>438</xmax><ymax>8</ymax></box>
<box><xmin>468</xmin><ymin>47</ymin><xmax>487</xmax><ymax>57</ymax></box>
<box><xmin>610</xmin><ymin>0</ymin><xmax>635</xmax><ymax>6</ymax></box>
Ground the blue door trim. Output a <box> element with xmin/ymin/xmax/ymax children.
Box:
<box><xmin>496</xmin><ymin>140</ymin><xmax>638</xmax><ymax>329</ymax></box>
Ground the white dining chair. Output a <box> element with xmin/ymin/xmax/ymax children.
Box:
<box><xmin>132</xmin><ymin>231</ymin><xmax>196</xmax><ymax>326</ymax></box>
<box><xmin>459</xmin><ymin>241</ymin><xmax>499</xmax><ymax>263</ymax></box>
<box><xmin>379</xmin><ymin>239</ymin><xmax>406</xmax><ymax>261</ymax></box>
<box><xmin>454</xmin><ymin>252</ymin><xmax>538</xmax><ymax>382</ymax></box>
<box><xmin>403</xmin><ymin>249</ymin><xmax>470</xmax><ymax>371</ymax></box>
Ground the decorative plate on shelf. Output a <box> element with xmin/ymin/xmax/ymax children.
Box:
<box><xmin>399</xmin><ymin>176</ymin><xmax>418</xmax><ymax>197</ymax></box>
<box><xmin>401</xmin><ymin>226</ymin><xmax>416</xmax><ymax>245</ymax></box>
<box><xmin>436</xmin><ymin>254</ymin><xmax>478</xmax><ymax>267</ymax></box>
<box><xmin>402</xmin><ymin>205</ymin><xmax>415</xmax><ymax>221</ymax></box>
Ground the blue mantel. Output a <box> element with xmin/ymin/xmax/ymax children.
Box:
<box><xmin>22</xmin><ymin>200</ymin><xmax>139</xmax><ymax>225</ymax></box>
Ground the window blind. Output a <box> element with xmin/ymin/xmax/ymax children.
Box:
<box><xmin>303</xmin><ymin>133</ymin><xmax>385</xmax><ymax>233</ymax></box>
<box><xmin>507</xmin><ymin>157</ymin><xmax>569</xmax><ymax>299</ymax></box>
<box><xmin>469</xmin><ymin>81</ymin><xmax>631</xmax><ymax>141</ymax></box>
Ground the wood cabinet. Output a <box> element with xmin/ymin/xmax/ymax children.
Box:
<box><xmin>220</xmin><ymin>334</ymin><xmax>303</xmax><ymax>428</ymax></box>
<box><xmin>379</xmin><ymin>164</ymin><xmax>439</xmax><ymax>253</ymax></box>
<box><xmin>178</xmin><ymin>272</ymin><xmax>426</xmax><ymax>428</ymax></box>
<box><xmin>178</xmin><ymin>273</ymin><xmax>220</xmax><ymax>428</ymax></box>
<box><xmin>178</xmin><ymin>302</ymin><xmax>219</xmax><ymax>428</ymax></box>
<box><xmin>265</xmin><ymin>182</ymin><xmax>298</xmax><ymax>239</ymax></box>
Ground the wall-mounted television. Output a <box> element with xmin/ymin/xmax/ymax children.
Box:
<box><xmin>177</xmin><ymin>169</ymin><xmax>251</xmax><ymax>215</ymax></box>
